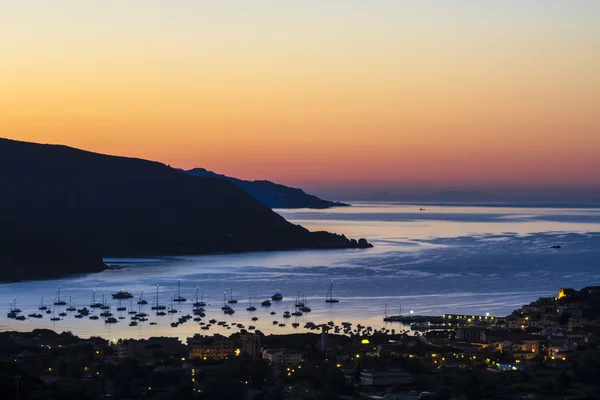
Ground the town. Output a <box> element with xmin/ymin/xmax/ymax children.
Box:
<box><xmin>2</xmin><ymin>286</ymin><xmax>599</xmax><ymax>400</ymax></box>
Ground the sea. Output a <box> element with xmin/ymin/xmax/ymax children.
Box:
<box><xmin>1</xmin><ymin>202</ymin><xmax>600</xmax><ymax>341</ymax></box>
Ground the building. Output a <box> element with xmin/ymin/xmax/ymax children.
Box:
<box><xmin>262</xmin><ymin>349</ymin><xmax>303</xmax><ymax>364</ymax></box>
<box><xmin>455</xmin><ymin>327</ymin><xmax>486</xmax><ymax>343</ymax></box>
<box><xmin>424</xmin><ymin>331</ymin><xmax>450</xmax><ymax>346</ymax></box>
<box><xmin>240</xmin><ymin>333</ymin><xmax>261</xmax><ymax>359</ymax></box>
<box><xmin>359</xmin><ymin>369</ymin><xmax>411</xmax><ymax>386</ymax></box>
<box><xmin>187</xmin><ymin>334</ymin><xmax>234</xmax><ymax>360</ymax></box>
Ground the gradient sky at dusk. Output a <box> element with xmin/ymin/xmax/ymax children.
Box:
<box><xmin>2</xmin><ymin>1</ymin><xmax>599</xmax><ymax>192</ymax></box>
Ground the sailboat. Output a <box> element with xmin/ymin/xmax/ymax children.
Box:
<box><xmin>54</xmin><ymin>286</ymin><xmax>67</xmax><ymax>306</ymax></box>
<box><xmin>168</xmin><ymin>296</ymin><xmax>178</xmax><ymax>313</ymax></box>
<box><xmin>246</xmin><ymin>295</ymin><xmax>256</xmax><ymax>311</ymax></box>
<box><xmin>117</xmin><ymin>299</ymin><xmax>127</xmax><ymax>311</ymax></box>
<box><xmin>90</xmin><ymin>290</ymin><xmax>103</xmax><ymax>308</ymax></box>
<box><xmin>128</xmin><ymin>299</ymin><xmax>137</xmax><ymax>314</ymax></box>
<box><xmin>227</xmin><ymin>288</ymin><xmax>238</xmax><ymax>304</ymax></box>
<box><xmin>221</xmin><ymin>292</ymin><xmax>232</xmax><ymax>311</ymax></box>
<box><xmin>151</xmin><ymin>285</ymin><xmax>167</xmax><ymax>310</ymax></box>
<box><xmin>99</xmin><ymin>295</ymin><xmax>110</xmax><ymax>310</ymax></box>
<box><xmin>325</xmin><ymin>281</ymin><xmax>339</xmax><ymax>303</ymax></box>
<box><xmin>39</xmin><ymin>296</ymin><xmax>48</xmax><ymax>311</ymax></box>
<box><xmin>192</xmin><ymin>287</ymin><xmax>206</xmax><ymax>307</ymax></box>
<box><xmin>173</xmin><ymin>280</ymin><xmax>187</xmax><ymax>302</ymax></box>
<box><xmin>300</xmin><ymin>294</ymin><xmax>311</xmax><ymax>312</ymax></box>
<box><xmin>294</xmin><ymin>290</ymin><xmax>304</xmax><ymax>307</ymax></box>
<box><xmin>137</xmin><ymin>290</ymin><xmax>148</xmax><ymax>305</ymax></box>
<box><xmin>66</xmin><ymin>296</ymin><xmax>76</xmax><ymax>311</ymax></box>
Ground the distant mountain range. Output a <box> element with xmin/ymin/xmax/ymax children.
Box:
<box><xmin>0</xmin><ymin>138</ymin><xmax>371</xmax><ymax>282</ymax></box>
<box><xmin>183</xmin><ymin>168</ymin><xmax>349</xmax><ymax>209</ymax></box>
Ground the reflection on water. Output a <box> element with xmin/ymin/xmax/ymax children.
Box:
<box><xmin>1</xmin><ymin>203</ymin><xmax>599</xmax><ymax>340</ymax></box>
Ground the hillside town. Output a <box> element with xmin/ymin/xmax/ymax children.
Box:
<box><xmin>2</xmin><ymin>286</ymin><xmax>600</xmax><ymax>399</ymax></box>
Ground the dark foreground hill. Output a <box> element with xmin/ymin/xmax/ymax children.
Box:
<box><xmin>0</xmin><ymin>138</ymin><xmax>371</xmax><ymax>281</ymax></box>
<box><xmin>184</xmin><ymin>168</ymin><xmax>349</xmax><ymax>209</ymax></box>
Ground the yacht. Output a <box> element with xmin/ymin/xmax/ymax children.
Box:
<box><xmin>129</xmin><ymin>321</ymin><xmax>138</xmax><ymax>326</ymax></box>
<box><xmin>105</xmin><ymin>317</ymin><xmax>118</xmax><ymax>324</ymax></box>
<box><xmin>261</xmin><ymin>299</ymin><xmax>272</xmax><ymax>307</ymax></box>
<box><xmin>112</xmin><ymin>289</ymin><xmax>134</xmax><ymax>299</ymax></box>
<box><xmin>271</xmin><ymin>290</ymin><xmax>283</xmax><ymax>301</ymax></box>
<box><xmin>173</xmin><ymin>280</ymin><xmax>187</xmax><ymax>302</ymax></box>
<box><xmin>54</xmin><ymin>286</ymin><xmax>67</xmax><ymax>306</ymax></box>
<box><xmin>283</xmin><ymin>309</ymin><xmax>291</xmax><ymax>318</ymax></box>
<box><xmin>325</xmin><ymin>281</ymin><xmax>339</xmax><ymax>303</ymax></box>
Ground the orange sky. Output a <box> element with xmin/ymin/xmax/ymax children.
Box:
<box><xmin>1</xmin><ymin>2</ymin><xmax>599</xmax><ymax>187</ymax></box>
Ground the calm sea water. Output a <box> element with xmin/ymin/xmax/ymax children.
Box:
<box><xmin>1</xmin><ymin>203</ymin><xmax>600</xmax><ymax>340</ymax></box>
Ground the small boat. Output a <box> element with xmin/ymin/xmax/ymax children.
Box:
<box><xmin>99</xmin><ymin>295</ymin><xmax>110</xmax><ymax>310</ymax></box>
<box><xmin>156</xmin><ymin>311</ymin><xmax>166</xmax><ymax>316</ymax></box>
<box><xmin>39</xmin><ymin>296</ymin><xmax>48</xmax><ymax>311</ymax></box>
<box><xmin>325</xmin><ymin>281</ymin><xmax>339</xmax><ymax>303</ymax></box>
<box><xmin>171</xmin><ymin>322</ymin><xmax>179</xmax><ymax>327</ymax></box>
<box><xmin>46</xmin><ymin>309</ymin><xmax>52</xmax><ymax>314</ymax></box>
<box><xmin>89</xmin><ymin>315</ymin><xmax>99</xmax><ymax>320</ymax></box>
<box><xmin>224</xmin><ymin>308</ymin><xmax>235</xmax><ymax>315</ymax></box>
<box><xmin>292</xmin><ymin>322</ymin><xmax>300</xmax><ymax>328</ymax></box>
<box><xmin>77</xmin><ymin>307</ymin><xmax>90</xmax><ymax>315</ymax></box>
<box><xmin>100</xmin><ymin>311</ymin><xmax>113</xmax><ymax>317</ymax></box>
<box><xmin>129</xmin><ymin>321</ymin><xmax>138</xmax><ymax>326</ymax></box>
<box><xmin>54</xmin><ymin>286</ymin><xmax>67</xmax><ymax>306</ymax></box>
<box><xmin>292</xmin><ymin>311</ymin><xmax>303</xmax><ymax>317</ymax></box>
<box><xmin>261</xmin><ymin>299</ymin><xmax>272</xmax><ymax>307</ymax></box>
<box><xmin>227</xmin><ymin>288</ymin><xmax>238</xmax><ymax>304</ymax></box>
<box><xmin>272</xmin><ymin>320</ymin><xmax>278</xmax><ymax>324</ymax></box>
<box><xmin>246</xmin><ymin>295</ymin><xmax>257</xmax><ymax>311</ymax></box>
<box><xmin>151</xmin><ymin>285</ymin><xmax>167</xmax><ymax>310</ymax></box>
<box><xmin>278</xmin><ymin>323</ymin><xmax>285</xmax><ymax>327</ymax></box>
<box><xmin>29</xmin><ymin>313</ymin><xmax>43</xmax><ymax>319</ymax></box>
<box><xmin>248</xmin><ymin>325</ymin><xmax>255</xmax><ymax>330</ymax></box>
<box><xmin>112</xmin><ymin>290</ymin><xmax>134</xmax><ymax>299</ymax></box>
<box><xmin>116</xmin><ymin>299</ymin><xmax>127</xmax><ymax>311</ymax></box>
<box><xmin>270</xmin><ymin>311</ymin><xmax>276</xmax><ymax>315</ymax></box>
<box><xmin>173</xmin><ymin>280</ymin><xmax>187</xmax><ymax>302</ymax></box>
<box><xmin>137</xmin><ymin>290</ymin><xmax>148</xmax><ymax>305</ymax></box>
<box><xmin>105</xmin><ymin>317</ymin><xmax>118</xmax><ymax>324</ymax></box>
<box><xmin>283</xmin><ymin>309</ymin><xmax>291</xmax><ymax>318</ymax></box>
<box><xmin>66</xmin><ymin>296</ymin><xmax>76</xmax><ymax>312</ymax></box>
<box><xmin>149</xmin><ymin>322</ymin><xmax>157</xmax><ymax>325</ymax></box>
<box><xmin>193</xmin><ymin>317</ymin><xmax>201</xmax><ymax>322</ymax></box>
<box><xmin>271</xmin><ymin>290</ymin><xmax>283</xmax><ymax>301</ymax></box>
<box><xmin>50</xmin><ymin>315</ymin><xmax>61</xmax><ymax>321</ymax></box>
<box><xmin>74</xmin><ymin>314</ymin><xmax>83</xmax><ymax>319</ymax></box>
<box><xmin>58</xmin><ymin>312</ymin><xmax>67</xmax><ymax>317</ymax></box>
<box><xmin>251</xmin><ymin>316</ymin><xmax>258</xmax><ymax>321</ymax></box>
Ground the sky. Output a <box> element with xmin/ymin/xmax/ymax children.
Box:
<box><xmin>1</xmin><ymin>1</ymin><xmax>599</xmax><ymax>196</ymax></box>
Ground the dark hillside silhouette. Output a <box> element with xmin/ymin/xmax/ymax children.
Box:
<box><xmin>0</xmin><ymin>138</ymin><xmax>370</xmax><ymax>281</ymax></box>
<box><xmin>184</xmin><ymin>168</ymin><xmax>349</xmax><ymax>209</ymax></box>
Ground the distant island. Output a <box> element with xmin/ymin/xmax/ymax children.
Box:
<box><xmin>0</xmin><ymin>138</ymin><xmax>371</xmax><ymax>282</ymax></box>
<box><xmin>183</xmin><ymin>168</ymin><xmax>349</xmax><ymax>209</ymax></box>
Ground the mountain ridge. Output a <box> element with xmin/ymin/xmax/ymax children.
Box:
<box><xmin>0</xmin><ymin>138</ymin><xmax>371</xmax><ymax>282</ymax></box>
<box><xmin>183</xmin><ymin>167</ymin><xmax>349</xmax><ymax>209</ymax></box>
